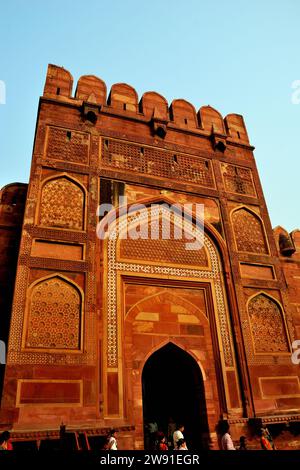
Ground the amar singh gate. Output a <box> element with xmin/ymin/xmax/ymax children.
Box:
<box><xmin>0</xmin><ymin>65</ymin><xmax>300</xmax><ymax>449</ymax></box>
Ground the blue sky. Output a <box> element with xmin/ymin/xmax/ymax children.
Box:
<box><xmin>0</xmin><ymin>0</ymin><xmax>299</xmax><ymax>231</ymax></box>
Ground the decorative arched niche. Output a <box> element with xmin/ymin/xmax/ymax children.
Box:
<box><xmin>38</xmin><ymin>175</ymin><xmax>86</xmax><ymax>230</ymax></box>
<box><xmin>247</xmin><ymin>292</ymin><xmax>290</xmax><ymax>354</ymax></box>
<box><xmin>23</xmin><ymin>274</ymin><xmax>83</xmax><ymax>351</ymax></box>
<box><xmin>231</xmin><ymin>207</ymin><xmax>269</xmax><ymax>254</ymax></box>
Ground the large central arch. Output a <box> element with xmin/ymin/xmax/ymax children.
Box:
<box><xmin>101</xmin><ymin>197</ymin><xmax>242</xmax><ymax>449</ymax></box>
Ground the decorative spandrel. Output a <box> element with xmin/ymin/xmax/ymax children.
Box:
<box><xmin>39</xmin><ymin>177</ymin><xmax>85</xmax><ymax>230</ymax></box>
<box><xmin>248</xmin><ymin>294</ymin><xmax>289</xmax><ymax>354</ymax></box>
<box><xmin>119</xmin><ymin>217</ymin><xmax>208</xmax><ymax>267</ymax></box>
<box><xmin>25</xmin><ymin>276</ymin><xmax>81</xmax><ymax>350</ymax></box>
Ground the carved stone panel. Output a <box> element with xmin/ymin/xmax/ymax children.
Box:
<box><xmin>45</xmin><ymin>126</ymin><xmax>90</xmax><ymax>164</ymax></box>
<box><xmin>232</xmin><ymin>208</ymin><xmax>268</xmax><ymax>254</ymax></box>
<box><xmin>221</xmin><ymin>163</ymin><xmax>256</xmax><ymax>197</ymax></box>
<box><xmin>248</xmin><ymin>293</ymin><xmax>289</xmax><ymax>354</ymax></box>
<box><xmin>39</xmin><ymin>177</ymin><xmax>85</xmax><ymax>230</ymax></box>
<box><xmin>25</xmin><ymin>276</ymin><xmax>82</xmax><ymax>350</ymax></box>
<box><xmin>101</xmin><ymin>138</ymin><xmax>215</xmax><ymax>188</ymax></box>
<box><xmin>119</xmin><ymin>217</ymin><xmax>208</xmax><ymax>267</ymax></box>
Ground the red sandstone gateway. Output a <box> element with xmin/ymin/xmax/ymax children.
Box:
<box><xmin>0</xmin><ymin>64</ymin><xmax>300</xmax><ymax>450</ymax></box>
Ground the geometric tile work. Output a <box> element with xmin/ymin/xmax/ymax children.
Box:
<box><xmin>119</xmin><ymin>217</ymin><xmax>208</xmax><ymax>266</ymax></box>
<box><xmin>232</xmin><ymin>208</ymin><xmax>268</xmax><ymax>254</ymax></box>
<box><xmin>248</xmin><ymin>293</ymin><xmax>289</xmax><ymax>354</ymax></box>
<box><xmin>39</xmin><ymin>177</ymin><xmax>85</xmax><ymax>230</ymax></box>
<box><xmin>221</xmin><ymin>163</ymin><xmax>256</xmax><ymax>197</ymax></box>
<box><xmin>101</xmin><ymin>138</ymin><xmax>215</xmax><ymax>188</ymax></box>
<box><xmin>25</xmin><ymin>276</ymin><xmax>81</xmax><ymax>350</ymax></box>
<box><xmin>46</xmin><ymin>126</ymin><xmax>89</xmax><ymax>164</ymax></box>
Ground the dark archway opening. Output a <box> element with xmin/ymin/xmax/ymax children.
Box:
<box><xmin>142</xmin><ymin>342</ymin><xmax>209</xmax><ymax>450</ymax></box>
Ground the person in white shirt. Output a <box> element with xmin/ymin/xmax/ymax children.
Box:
<box><xmin>220</xmin><ymin>421</ymin><xmax>235</xmax><ymax>450</ymax></box>
<box><xmin>173</xmin><ymin>424</ymin><xmax>185</xmax><ymax>449</ymax></box>
<box><xmin>107</xmin><ymin>429</ymin><xmax>118</xmax><ymax>450</ymax></box>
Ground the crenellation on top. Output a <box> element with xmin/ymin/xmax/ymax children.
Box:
<box><xmin>75</xmin><ymin>75</ymin><xmax>107</xmax><ymax>105</ymax></box>
<box><xmin>140</xmin><ymin>91</ymin><xmax>169</xmax><ymax>120</ymax></box>
<box><xmin>225</xmin><ymin>114</ymin><xmax>250</xmax><ymax>144</ymax></box>
<box><xmin>43</xmin><ymin>64</ymin><xmax>73</xmax><ymax>99</ymax></box>
<box><xmin>199</xmin><ymin>105</ymin><xmax>226</xmax><ymax>135</ymax></box>
<box><xmin>107</xmin><ymin>82</ymin><xmax>138</xmax><ymax>113</ymax></box>
<box><xmin>169</xmin><ymin>99</ymin><xmax>198</xmax><ymax>130</ymax></box>
<box><xmin>43</xmin><ymin>64</ymin><xmax>250</xmax><ymax>145</ymax></box>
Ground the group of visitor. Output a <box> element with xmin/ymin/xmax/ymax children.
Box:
<box><xmin>157</xmin><ymin>424</ymin><xmax>188</xmax><ymax>451</ymax></box>
<box><xmin>144</xmin><ymin>419</ymin><xmax>278</xmax><ymax>451</ymax></box>
<box><xmin>0</xmin><ymin>423</ymin><xmax>276</xmax><ymax>451</ymax></box>
<box><xmin>219</xmin><ymin>421</ymin><xmax>276</xmax><ymax>451</ymax></box>
<box><xmin>145</xmin><ymin>421</ymin><xmax>189</xmax><ymax>451</ymax></box>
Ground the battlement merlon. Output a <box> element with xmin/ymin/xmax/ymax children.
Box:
<box><xmin>42</xmin><ymin>64</ymin><xmax>252</xmax><ymax>148</ymax></box>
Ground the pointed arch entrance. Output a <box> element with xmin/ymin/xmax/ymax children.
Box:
<box><xmin>142</xmin><ymin>342</ymin><xmax>209</xmax><ymax>450</ymax></box>
<box><xmin>101</xmin><ymin>197</ymin><xmax>243</xmax><ymax>448</ymax></box>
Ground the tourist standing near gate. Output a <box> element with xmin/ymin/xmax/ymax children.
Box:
<box><xmin>220</xmin><ymin>421</ymin><xmax>236</xmax><ymax>450</ymax></box>
<box><xmin>107</xmin><ymin>429</ymin><xmax>118</xmax><ymax>450</ymax></box>
<box><xmin>173</xmin><ymin>424</ymin><xmax>186</xmax><ymax>450</ymax></box>
<box><xmin>260</xmin><ymin>428</ymin><xmax>275</xmax><ymax>450</ymax></box>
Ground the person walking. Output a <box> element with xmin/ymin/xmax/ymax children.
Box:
<box><xmin>107</xmin><ymin>429</ymin><xmax>118</xmax><ymax>450</ymax></box>
<box><xmin>220</xmin><ymin>421</ymin><xmax>235</xmax><ymax>450</ymax></box>
<box><xmin>265</xmin><ymin>427</ymin><xmax>276</xmax><ymax>450</ymax></box>
<box><xmin>173</xmin><ymin>424</ymin><xmax>185</xmax><ymax>450</ymax></box>
<box><xmin>260</xmin><ymin>428</ymin><xmax>274</xmax><ymax>450</ymax></box>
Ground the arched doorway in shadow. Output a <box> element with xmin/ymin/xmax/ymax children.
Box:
<box><xmin>142</xmin><ymin>342</ymin><xmax>209</xmax><ymax>450</ymax></box>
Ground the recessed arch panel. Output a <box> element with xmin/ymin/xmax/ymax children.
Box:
<box><xmin>23</xmin><ymin>275</ymin><xmax>82</xmax><ymax>351</ymax></box>
<box><xmin>247</xmin><ymin>292</ymin><xmax>290</xmax><ymax>354</ymax></box>
<box><xmin>39</xmin><ymin>176</ymin><xmax>85</xmax><ymax>230</ymax></box>
<box><xmin>231</xmin><ymin>207</ymin><xmax>269</xmax><ymax>254</ymax></box>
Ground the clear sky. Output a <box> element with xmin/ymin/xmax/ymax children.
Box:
<box><xmin>0</xmin><ymin>0</ymin><xmax>299</xmax><ymax>231</ymax></box>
